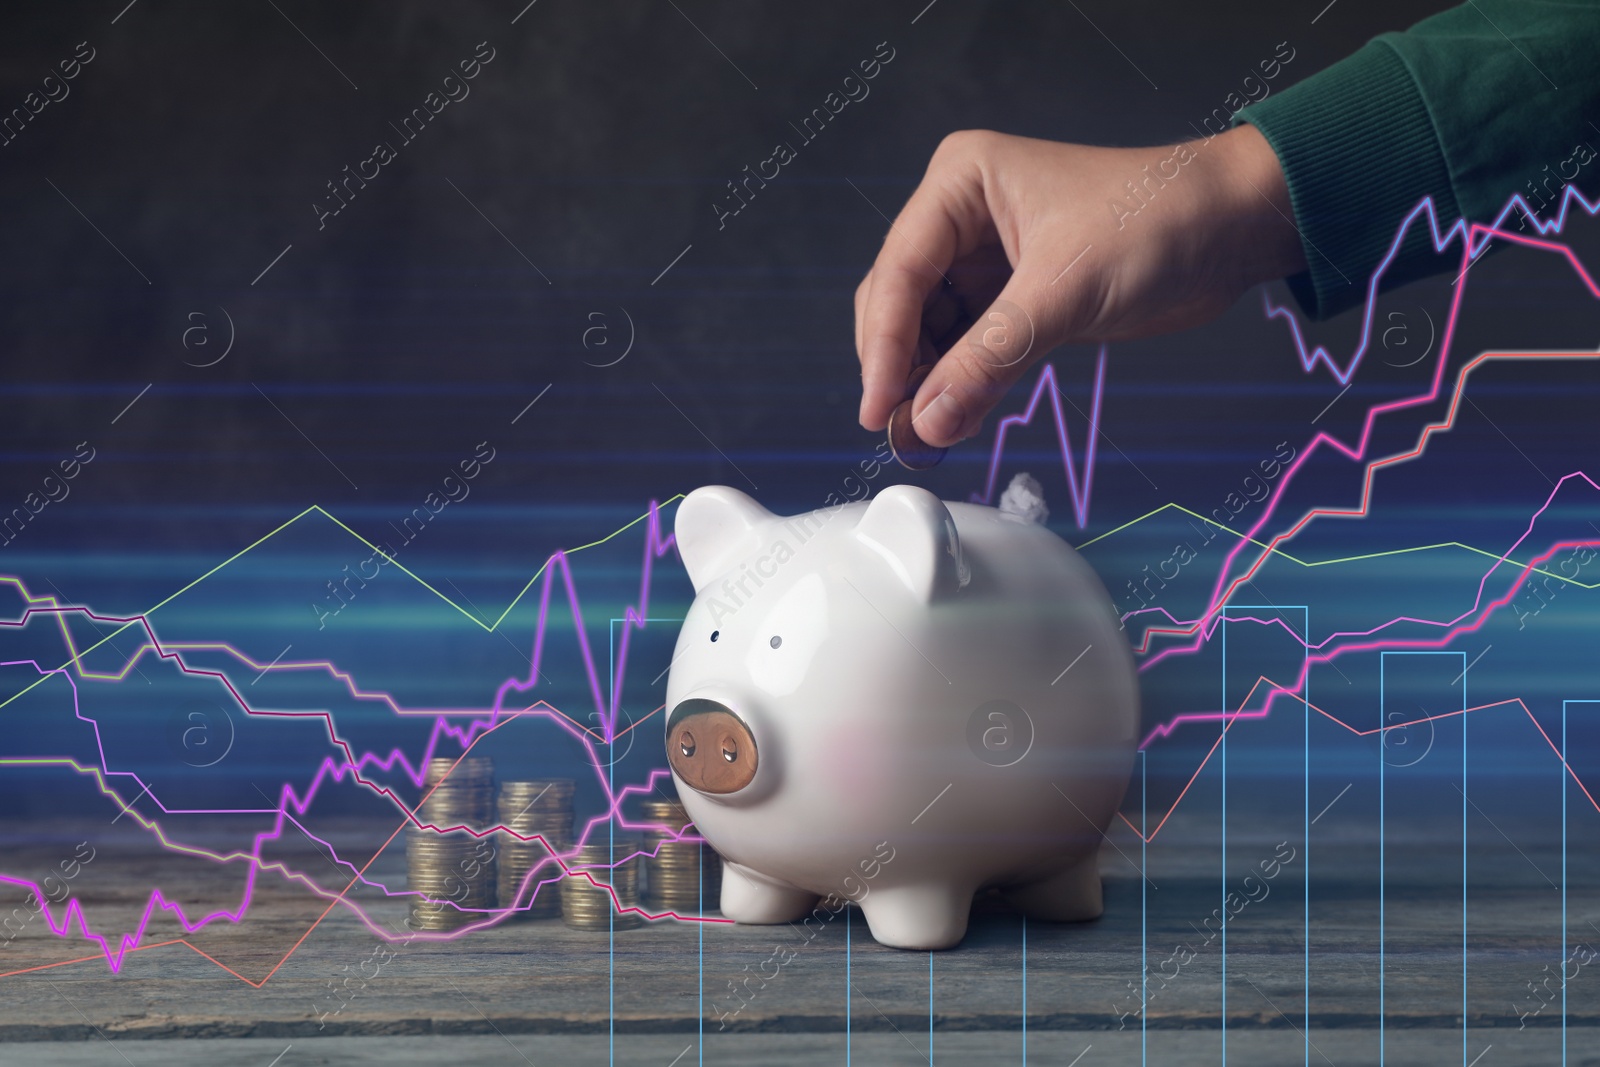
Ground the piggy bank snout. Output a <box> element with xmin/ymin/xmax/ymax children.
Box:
<box><xmin>666</xmin><ymin>697</ymin><xmax>759</xmax><ymax>796</ymax></box>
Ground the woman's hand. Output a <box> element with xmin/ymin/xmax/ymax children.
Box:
<box><xmin>854</xmin><ymin>124</ymin><xmax>1307</xmax><ymax>447</ymax></box>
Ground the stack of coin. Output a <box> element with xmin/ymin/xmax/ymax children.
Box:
<box><xmin>560</xmin><ymin>833</ymin><xmax>642</xmax><ymax>930</ymax></box>
<box><xmin>640</xmin><ymin>797</ymin><xmax>722</xmax><ymax>911</ymax></box>
<box><xmin>496</xmin><ymin>778</ymin><xmax>575</xmax><ymax>919</ymax></box>
<box><xmin>405</xmin><ymin>756</ymin><xmax>497</xmax><ymax>931</ymax></box>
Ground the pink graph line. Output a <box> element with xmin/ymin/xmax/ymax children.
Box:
<box><xmin>1137</xmin><ymin>184</ymin><xmax>1600</xmax><ymax>669</ymax></box>
<box><xmin>0</xmin><ymin>747</ymin><xmax>726</xmax><ymax>972</ymax></box>
<box><xmin>1136</xmin><ymin>530</ymin><xmax>1600</xmax><ymax>750</ymax></box>
<box><xmin>5</xmin><ymin>498</ymin><xmax>682</xmax><ymax>795</ymax></box>
<box><xmin>1126</xmin><ymin>469</ymin><xmax>1600</xmax><ymax>658</ymax></box>
<box><xmin>1122</xmin><ymin>688</ymin><xmax>1600</xmax><ymax>844</ymax></box>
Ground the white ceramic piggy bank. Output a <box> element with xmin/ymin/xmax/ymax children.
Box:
<box><xmin>663</xmin><ymin>483</ymin><xmax>1139</xmax><ymax>950</ymax></box>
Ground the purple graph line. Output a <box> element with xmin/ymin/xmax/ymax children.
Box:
<box><xmin>1273</xmin><ymin>182</ymin><xmax>1600</xmax><ymax>387</ymax></box>
<box><xmin>970</xmin><ymin>346</ymin><xmax>1106</xmax><ymax>529</ymax></box>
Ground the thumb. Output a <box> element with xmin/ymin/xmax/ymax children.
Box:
<box><xmin>907</xmin><ymin>267</ymin><xmax>1066</xmax><ymax>446</ymax></box>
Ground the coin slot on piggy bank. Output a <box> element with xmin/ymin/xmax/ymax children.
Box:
<box><xmin>666</xmin><ymin>697</ymin><xmax>758</xmax><ymax>794</ymax></box>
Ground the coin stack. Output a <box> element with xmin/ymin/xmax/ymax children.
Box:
<box><xmin>640</xmin><ymin>797</ymin><xmax>722</xmax><ymax>911</ymax></box>
<box><xmin>405</xmin><ymin>756</ymin><xmax>497</xmax><ymax>931</ymax></box>
<box><xmin>496</xmin><ymin>778</ymin><xmax>575</xmax><ymax>919</ymax></box>
<box><xmin>560</xmin><ymin>833</ymin><xmax>643</xmax><ymax>931</ymax></box>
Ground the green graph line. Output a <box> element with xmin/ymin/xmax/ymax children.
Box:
<box><xmin>1073</xmin><ymin>501</ymin><xmax>1596</xmax><ymax>585</ymax></box>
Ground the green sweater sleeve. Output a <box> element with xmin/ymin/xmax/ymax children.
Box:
<box><xmin>1234</xmin><ymin>1</ymin><xmax>1600</xmax><ymax>320</ymax></box>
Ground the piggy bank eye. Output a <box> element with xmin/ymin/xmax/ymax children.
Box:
<box><xmin>769</xmin><ymin>635</ymin><xmax>782</xmax><ymax>649</ymax></box>
<box><xmin>678</xmin><ymin>730</ymin><xmax>696</xmax><ymax>758</ymax></box>
<box><xmin>710</xmin><ymin>630</ymin><xmax>720</xmax><ymax>643</ymax></box>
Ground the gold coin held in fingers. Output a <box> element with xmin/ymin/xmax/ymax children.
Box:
<box><xmin>903</xmin><ymin>363</ymin><xmax>932</xmax><ymax>402</ymax></box>
<box><xmin>888</xmin><ymin>398</ymin><xmax>946</xmax><ymax>471</ymax></box>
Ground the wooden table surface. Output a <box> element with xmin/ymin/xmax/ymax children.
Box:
<box><xmin>0</xmin><ymin>808</ymin><xmax>1594</xmax><ymax>1066</ymax></box>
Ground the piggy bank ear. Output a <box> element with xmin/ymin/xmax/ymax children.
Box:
<box><xmin>675</xmin><ymin>486</ymin><xmax>773</xmax><ymax>593</ymax></box>
<box><xmin>853</xmin><ymin>484</ymin><xmax>965</xmax><ymax>602</ymax></box>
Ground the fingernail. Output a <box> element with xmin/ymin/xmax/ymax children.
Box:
<box><xmin>916</xmin><ymin>390</ymin><xmax>964</xmax><ymax>445</ymax></box>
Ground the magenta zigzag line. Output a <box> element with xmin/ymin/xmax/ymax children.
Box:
<box><xmin>970</xmin><ymin>347</ymin><xmax>1106</xmax><ymax>529</ymax></box>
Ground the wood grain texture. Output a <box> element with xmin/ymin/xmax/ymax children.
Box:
<box><xmin>0</xmin><ymin>810</ymin><xmax>1593</xmax><ymax>1066</ymax></box>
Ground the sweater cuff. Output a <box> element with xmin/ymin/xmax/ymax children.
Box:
<box><xmin>1233</xmin><ymin>40</ymin><xmax>1460</xmax><ymax>320</ymax></box>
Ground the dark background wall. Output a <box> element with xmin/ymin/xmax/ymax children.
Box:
<box><xmin>0</xmin><ymin>0</ymin><xmax>1496</xmax><ymax>541</ymax></box>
